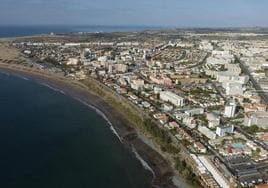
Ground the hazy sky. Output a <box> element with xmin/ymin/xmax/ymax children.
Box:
<box><xmin>0</xmin><ymin>0</ymin><xmax>267</xmax><ymax>27</ymax></box>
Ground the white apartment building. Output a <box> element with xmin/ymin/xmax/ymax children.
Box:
<box><xmin>244</xmin><ymin>111</ymin><xmax>268</xmax><ymax>129</ymax></box>
<box><xmin>224</xmin><ymin>102</ymin><xmax>236</xmax><ymax>118</ymax></box>
<box><xmin>198</xmin><ymin>126</ymin><xmax>217</xmax><ymax>139</ymax></box>
<box><xmin>217</xmin><ymin>72</ymin><xmax>249</xmax><ymax>85</ymax></box>
<box><xmin>216</xmin><ymin>124</ymin><xmax>234</xmax><ymax>137</ymax></box>
<box><xmin>207</xmin><ymin>113</ymin><xmax>220</xmax><ymax>128</ymax></box>
<box><xmin>224</xmin><ymin>82</ymin><xmax>243</xmax><ymax>96</ymax></box>
<box><xmin>185</xmin><ymin>108</ymin><xmax>204</xmax><ymax>116</ymax></box>
<box><xmin>160</xmin><ymin>91</ymin><xmax>184</xmax><ymax>107</ymax></box>
<box><xmin>225</xmin><ymin>64</ymin><xmax>242</xmax><ymax>75</ymax></box>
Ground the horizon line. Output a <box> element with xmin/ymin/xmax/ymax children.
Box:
<box><xmin>1</xmin><ymin>24</ymin><xmax>268</xmax><ymax>30</ymax></box>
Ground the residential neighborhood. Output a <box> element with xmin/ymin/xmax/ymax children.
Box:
<box><xmin>6</xmin><ymin>29</ymin><xmax>268</xmax><ymax>188</ymax></box>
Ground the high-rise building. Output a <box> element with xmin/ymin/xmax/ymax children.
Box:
<box><xmin>216</xmin><ymin>124</ymin><xmax>234</xmax><ymax>137</ymax></box>
<box><xmin>224</xmin><ymin>102</ymin><xmax>236</xmax><ymax>118</ymax></box>
<box><xmin>244</xmin><ymin>111</ymin><xmax>268</xmax><ymax>129</ymax></box>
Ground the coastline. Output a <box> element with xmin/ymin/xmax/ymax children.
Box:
<box><xmin>0</xmin><ymin>64</ymin><xmax>188</xmax><ymax>188</ymax></box>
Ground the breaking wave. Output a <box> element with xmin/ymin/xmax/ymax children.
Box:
<box><xmin>14</xmin><ymin>74</ymin><xmax>29</xmax><ymax>81</ymax></box>
<box><xmin>74</xmin><ymin>97</ymin><xmax>154</xmax><ymax>176</ymax></box>
<box><xmin>23</xmin><ymin>77</ymin><xmax>154</xmax><ymax>178</ymax></box>
<box><xmin>40</xmin><ymin>83</ymin><xmax>66</xmax><ymax>95</ymax></box>
<box><xmin>109</xmin><ymin>125</ymin><xmax>123</xmax><ymax>143</ymax></box>
<box><xmin>0</xmin><ymin>71</ymin><xmax>10</xmax><ymax>76</ymax></box>
<box><xmin>4</xmin><ymin>72</ymin><xmax>29</xmax><ymax>81</ymax></box>
<box><xmin>132</xmin><ymin>147</ymin><xmax>155</xmax><ymax>177</ymax></box>
<box><xmin>74</xmin><ymin>97</ymin><xmax>123</xmax><ymax>143</ymax></box>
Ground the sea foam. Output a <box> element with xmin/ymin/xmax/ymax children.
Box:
<box><xmin>14</xmin><ymin>74</ymin><xmax>29</xmax><ymax>81</ymax></box>
<box><xmin>74</xmin><ymin>97</ymin><xmax>123</xmax><ymax>143</ymax></box>
<box><xmin>38</xmin><ymin>82</ymin><xmax>155</xmax><ymax>176</ymax></box>
<box><xmin>132</xmin><ymin>147</ymin><xmax>155</xmax><ymax>177</ymax></box>
<box><xmin>0</xmin><ymin>71</ymin><xmax>10</xmax><ymax>76</ymax></box>
<box><xmin>40</xmin><ymin>83</ymin><xmax>66</xmax><ymax>95</ymax></box>
<box><xmin>74</xmin><ymin>97</ymin><xmax>154</xmax><ymax>176</ymax></box>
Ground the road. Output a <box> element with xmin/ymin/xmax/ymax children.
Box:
<box><xmin>209</xmin><ymin>80</ymin><xmax>226</xmax><ymax>103</ymax></box>
<box><xmin>236</xmin><ymin>127</ymin><xmax>268</xmax><ymax>151</ymax></box>
<box><xmin>236</xmin><ymin>56</ymin><xmax>268</xmax><ymax>104</ymax></box>
<box><xmin>186</xmin><ymin>52</ymin><xmax>210</xmax><ymax>69</ymax></box>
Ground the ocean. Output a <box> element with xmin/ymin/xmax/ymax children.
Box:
<box><xmin>0</xmin><ymin>25</ymin><xmax>164</xmax><ymax>38</ymax></box>
<box><xmin>0</xmin><ymin>72</ymin><xmax>153</xmax><ymax>187</ymax></box>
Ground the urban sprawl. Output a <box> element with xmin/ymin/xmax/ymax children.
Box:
<box><xmin>5</xmin><ymin>30</ymin><xmax>268</xmax><ymax>188</ymax></box>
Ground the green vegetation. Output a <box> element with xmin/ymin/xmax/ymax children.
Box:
<box><xmin>236</xmin><ymin>113</ymin><xmax>244</xmax><ymax>119</ymax></box>
<box><xmin>160</xmin><ymin>144</ymin><xmax>180</xmax><ymax>154</ymax></box>
<box><xmin>207</xmin><ymin>105</ymin><xmax>223</xmax><ymax>111</ymax></box>
<box><xmin>144</xmin><ymin>119</ymin><xmax>171</xmax><ymax>144</ymax></box>
<box><xmin>252</xmin><ymin>147</ymin><xmax>261</xmax><ymax>158</ymax></box>
<box><xmin>242</xmin><ymin>125</ymin><xmax>268</xmax><ymax>134</ymax></box>
<box><xmin>78</xmin><ymin>77</ymin><xmax>205</xmax><ymax>186</ymax></box>
<box><xmin>232</xmin><ymin>137</ymin><xmax>247</xmax><ymax>144</ymax></box>
<box><xmin>81</xmin><ymin>78</ymin><xmax>180</xmax><ymax>155</ymax></box>
<box><xmin>144</xmin><ymin>119</ymin><xmax>180</xmax><ymax>154</ymax></box>
<box><xmin>180</xmin><ymin>139</ymin><xmax>191</xmax><ymax>147</ymax></box>
<box><xmin>195</xmin><ymin>114</ymin><xmax>208</xmax><ymax>126</ymax></box>
<box><xmin>255</xmin><ymin>69</ymin><xmax>265</xmax><ymax>73</ymax></box>
<box><xmin>43</xmin><ymin>57</ymin><xmax>58</xmax><ymax>65</ymax></box>
<box><xmin>190</xmin><ymin>88</ymin><xmax>212</xmax><ymax>98</ymax></box>
<box><xmin>174</xmin><ymin>157</ymin><xmax>201</xmax><ymax>187</ymax></box>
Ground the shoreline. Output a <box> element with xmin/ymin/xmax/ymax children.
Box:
<box><xmin>0</xmin><ymin>64</ymin><xmax>187</xmax><ymax>188</ymax></box>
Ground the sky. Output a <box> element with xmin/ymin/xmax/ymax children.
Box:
<box><xmin>0</xmin><ymin>0</ymin><xmax>267</xmax><ymax>27</ymax></box>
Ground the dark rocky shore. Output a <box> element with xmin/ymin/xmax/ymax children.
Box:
<box><xmin>0</xmin><ymin>65</ymin><xmax>180</xmax><ymax>188</ymax></box>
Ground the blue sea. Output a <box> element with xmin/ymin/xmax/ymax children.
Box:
<box><xmin>0</xmin><ymin>25</ymin><xmax>164</xmax><ymax>38</ymax></box>
<box><xmin>0</xmin><ymin>72</ymin><xmax>153</xmax><ymax>187</ymax></box>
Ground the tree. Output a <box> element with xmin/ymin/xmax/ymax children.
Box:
<box><xmin>244</xmin><ymin>125</ymin><xmax>260</xmax><ymax>134</ymax></box>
